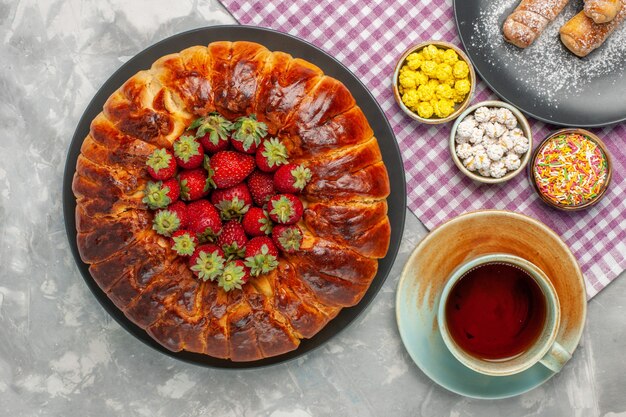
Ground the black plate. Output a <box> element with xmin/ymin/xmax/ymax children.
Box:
<box><xmin>454</xmin><ymin>0</ymin><xmax>626</xmax><ymax>127</ymax></box>
<box><xmin>62</xmin><ymin>25</ymin><xmax>406</xmax><ymax>368</ymax></box>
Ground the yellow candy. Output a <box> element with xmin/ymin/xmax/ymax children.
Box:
<box><xmin>401</xmin><ymin>89</ymin><xmax>420</xmax><ymax>109</ymax></box>
<box><xmin>405</xmin><ymin>53</ymin><xmax>422</xmax><ymax>71</ymax></box>
<box><xmin>417</xmin><ymin>102</ymin><xmax>434</xmax><ymax>118</ymax></box>
<box><xmin>416</xmin><ymin>84</ymin><xmax>436</xmax><ymax>102</ymax></box>
<box><xmin>455</xmin><ymin>79</ymin><xmax>471</xmax><ymax>96</ymax></box>
<box><xmin>452</xmin><ymin>91</ymin><xmax>466</xmax><ymax>103</ymax></box>
<box><xmin>415</xmin><ymin>71</ymin><xmax>429</xmax><ymax>86</ymax></box>
<box><xmin>436</xmin><ymin>84</ymin><xmax>454</xmax><ymax>100</ymax></box>
<box><xmin>453</xmin><ymin>61</ymin><xmax>470</xmax><ymax>79</ymax></box>
<box><xmin>435</xmin><ymin>63</ymin><xmax>453</xmax><ymax>82</ymax></box>
<box><xmin>396</xmin><ymin>44</ymin><xmax>473</xmax><ymax>119</ymax></box>
<box><xmin>443</xmin><ymin>49</ymin><xmax>459</xmax><ymax>65</ymax></box>
<box><xmin>421</xmin><ymin>44</ymin><xmax>439</xmax><ymax>61</ymax></box>
<box><xmin>420</xmin><ymin>60</ymin><xmax>437</xmax><ymax>77</ymax></box>
<box><xmin>443</xmin><ymin>77</ymin><xmax>455</xmax><ymax>87</ymax></box>
<box><xmin>434</xmin><ymin>99</ymin><xmax>455</xmax><ymax>118</ymax></box>
<box><xmin>399</xmin><ymin>70</ymin><xmax>418</xmax><ymax>89</ymax></box>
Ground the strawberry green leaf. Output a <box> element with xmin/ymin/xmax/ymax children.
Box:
<box><xmin>146</xmin><ymin>149</ymin><xmax>172</xmax><ymax>173</ymax></box>
<box><xmin>194</xmin><ymin>113</ymin><xmax>233</xmax><ymax>144</ymax></box>
<box><xmin>172</xmin><ymin>233</ymin><xmax>197</xmax><ymax>256</ymax></box>
<box><xmin>270</xmin><ymin>196</ymin><xmax>295</xmax><ymax>224</ymax></box>
<box><xmin>216</xmin><ymin>197</ymin><xmax>250</xmax><ymax>220</ymax></box>
<box><xmin>291</xmin><ymin>165</ymin><xmax>312</xmax><ymax>190</ymax></box>
<box><xmin>218</xmin><ymin>263</ymin><xmax>246</xmax><ymax>292</ymax></box>
<box><xmin>173</xmin><ymin>135</ymin><xmax>201</xmax><ymax>163</ymax></box>
<box><xmin>190</xmin><ymin>251</ymin><xmax>225</xmax><ymax>282</ymax></box>
<box><xmin>232</xmin><ymin>114</ymin><xmax>268</xmax><ymax>151</ymax></box>
<box><xmin>261</xmin><ymin>138</ymin><xmax>288</xmax><ymax>168</ymax></box>
<box><xmin>152</xmin><ymin>210</ymin><xmax>181</xmax><ymax>237</ymax></box>
<box><xmin>142</xmin><ymin>181</ymin><xmax>171</xmax><ymax>209</ymax></box>
<box><xmin>278</xmin><ymin>227</ymin><xmax>302</xmax><ymax>252</ymax></box>
<box><xmin>244</xmin><ymin>249</ymin><xmax>278</xmax><ymax>277</ymax></box>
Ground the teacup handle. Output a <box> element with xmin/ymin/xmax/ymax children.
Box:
<box><xmin>539</xmin><ymin>342</ymin><xmax>572</xmax><ymax>373</ymax></box>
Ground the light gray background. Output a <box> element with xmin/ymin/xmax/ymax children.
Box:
<box><xmin>1</xmin><ymin>1</ymin><xmax>625</xmax><ymax>416</ymax></box>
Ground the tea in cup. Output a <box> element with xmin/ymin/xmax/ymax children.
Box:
<box><xmin>437</xmin><ymin>253</ymin><xmax>571</xmax><ymax>376</ymax></box>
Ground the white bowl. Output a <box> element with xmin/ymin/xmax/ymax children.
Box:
<box><xmin>449</xmin><ymin>100</ymin><xmax>532</xmax><ymax>184</ymax></box>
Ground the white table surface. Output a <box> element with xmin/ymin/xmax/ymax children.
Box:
<box><xmin>1</xmin><ymin>1</ymin><xmax>625</xmax><ymax>416</ymax></box>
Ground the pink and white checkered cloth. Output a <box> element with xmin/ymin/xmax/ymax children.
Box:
<box><xmin>221</xmin><ymin>0</ymin><xmax>626</xmax><ymax>299</ymax></box>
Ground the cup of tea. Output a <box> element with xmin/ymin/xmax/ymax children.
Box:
<box><xmin>437</xmin><ymin>253</ymin><xmax>571</xmax><ymax>376</ymax></box>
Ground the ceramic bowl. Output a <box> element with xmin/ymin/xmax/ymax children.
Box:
<box><xmin>392</xmin><ymin>40</ymin><xmax>476</xmax><ymax>124</ymax></box>
<box><xmin>530</xmin><ymin>128</ymin><xmax>612</xmax><ymax>211</ymax></box>
<box><xmin>449</xmin><ymin>100</ymin><xmax>533</xmax><ymax>184</ymax></box>
<box><xmin>395</xmin><ymin>210</ymin><xmax>586</xmax><ymax>399</ymax></box>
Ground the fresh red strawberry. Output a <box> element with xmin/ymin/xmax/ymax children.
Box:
<box><xmin>173</xmin><ymin>134</ymin><xmax>204</xmax><ymax>169</ymax></box>
<box><xmin>178</xmin><ymin>168</ymin><xmax>211</xmax><ymax>201</ymax></box>
<box><xmin>189</xmin><ymin>244</ymin><xmax>226</xmax><ymax>282</ymax></box>
<box><xmin>267</xmin><ymin>194</ymin><xmax>304</xmax><ymax>225</ymax></box>
<box><xmin>142</xmin><ymin>179</ymin><xmax>180</xmax><ymax>209</ymax></box>
<box><xmin>170</xmin><ymin>230</ymin><xmax>198</xmax><ymax>257</ymax></box>
<box><xmin>244</xmin><ymin>236</ymin><xmax>279</xmax><ymax>277</ymax></box>
<box><xmin>256</xmin><ymin>138</ymin><xmax>288</xmax><ymax>173</ymax></box>
<box><xmin>218</xmin><ymin>220</ymin><xmax>248</xmax><ymax>259</ymax></box>
<box><xmin>152</xmin><ymin>207</ymin><xmax>183</xmax><ymax>237</ymax></box>
<box><xmin>146</xmin><ymin>148</ymin><xmax>177</xmax><ymax>180</ymax></box>
<box><xmin>188</xmin><ymin>113</ymin><xmax>233</xmax><ymax>154</ymax></box>
<box><xmin>247</xmin><ymin>170</ymin><xmax>276</xmax><ymax>207</ymax></box>
<box><xmin>272</xmin><ymin>224</ymin><xmax>303</xmax><ymax>254</ymax></box>
<box><xmin>187</xmin><ymin>200</ymin><xmax>222</xmax><ymax>242</ymax></box>
<box><xmin>218</xmin><ymin>260</ymin><xmax>251</xmax><ymax>292</ymax></box>
<box><xmin>210</xmin><ymin>183</ymin><xmax>252</xmax><ymax>220</ymax></box>
<box><xmin>230</xmin><ymin>114</ymin><xmax>268</xmax><ymax>154</ymax></box>
<box><xmin>273</xmin><ymin>163</ymin><xmax>312</xmax><ymax>194</ymax></box>
<box><xmin>242</xmin><ymin>207</ymin><xmax>273</xmax><ymax>236</ymax></box>
<box><xmin>164</xmin><ymin>200</ymin><xmax>189</xmax><ymax>228</ymax></box>
<box><xmin>210</xmin><ymin>151</ymin><xmax>255</xmax><ymax>189</ymax></box>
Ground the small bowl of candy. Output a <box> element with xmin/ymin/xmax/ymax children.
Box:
<box><xmin>449</xmin><ymin>101</ymin><xmax>533</xmax><ymax>184</ymax></box>
<box><xmin>393</xmin><ymin>41</ymin><xmax>476</xmax><ymax>124</ymax></box>
<box><xmin>530</xmin><ymin>128</ymin><xmax>612</xmax><ymax>211</ymax></box>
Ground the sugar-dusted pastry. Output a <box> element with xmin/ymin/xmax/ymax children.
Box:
<box><xmin>560</xmin><ymin>0</ymin><xmax>626</xmax><ymax>57</ymax></box>
<box><xmin>584</xmin><ymin>0</ymin><xmax>622</xmax><ymax>23</ymax></box>
<box><xmin>503</xmin><ymin>0</ymin><xmax>571</xmax><ymax>48</ymax></box>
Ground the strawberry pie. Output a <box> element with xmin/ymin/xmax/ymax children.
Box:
<box><xmin>72</xmin><ymin>41</ymin><xmax>391</xmax><ymax>361</ymax></box>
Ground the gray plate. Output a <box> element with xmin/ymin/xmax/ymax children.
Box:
<box><xmin>62</xmin><ymin>25</ymin><xmax>406</xmax><ymax>369</ymax></box>
<box><xmin>454</xmin><ymin>0</ymin><xmax>626</xmax><ymax>127</ymax></box>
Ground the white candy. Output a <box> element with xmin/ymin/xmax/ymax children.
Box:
<box><xmin>489</xmin><ymin>161</ymin><xmax>507</xmax><ymax>178</ymax></box>
<box><xmin>483</xmin><ymin>122</ymin><xmax>497</xmax><ymax>138</ymax></box>
<box><xmin>456</xmin><ymin>143</ymin><xmax>473</xmax><ymax>159</ymax></box>
<box><xmin>493</xmin><ymin>122</ymin><xmax>507</xmax><ymax>138</ymax></box>
<box><xmin>509</xmin><ymin>127</ymin><xmax>525</xmax><ymax>140</ymax></box>
<box><xmin>474</xmin><ymin>106</ymin><xmax>492</xmax><ymax>123</ymax></box>
<box><xmin>457</xmin><ymin>118</ymin><xmax>476</xmax><ymax>139</ymax></box>
<box><xmin>513</xmin><ymin>136</ymin><xmax>530</xmax><ymax>154</ymax></box>
<box><xmin>471</xmin><ymin>144</ymin><xmax>485</xmax><ymax>155</ymax></box>
<box><xmin>474</xmin><ymin>150</ymin><xmax>491</xmax><ymax>170</ymax></box>
<box><xmin>455</xmin><ymin>131</ymin><xmax>469</xmax><ymax>144</ymax></box>
<box><xmin>495</xmin><ymin>108</ymin><xmax>517</xmax><ymax>128</ymax></box>
<box><xmin>469</xmin><ymin>127</ymin><xmax>484</xmax><ymax>144</ymax></box>
<box><xmin>463</xmin><ymin>155</ymin><xmax>478</xmax><ymax>171</ymax></box>
<box><xmin>498</xmin><ymin>133</ymin><xmax>516</xmax><ymax>151</ymax></box>
<box><xmin>504</xmin><ymin>153</ymin><xmax>521</xmax><ymax>171</ymax></box>
<box><xmin>478</xmin><ymin>165</ymin><xmax>492</xmax><ymax>177</ymax></box>
<box><xmin>486</xmin><ymin>144</ymin><xmax>505</xmax><ymax>161</ymax></box>
<box><xmin>482</xmin><ymin>136</ymin><xmax>497</xmax><ymax>146</ymax></box>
